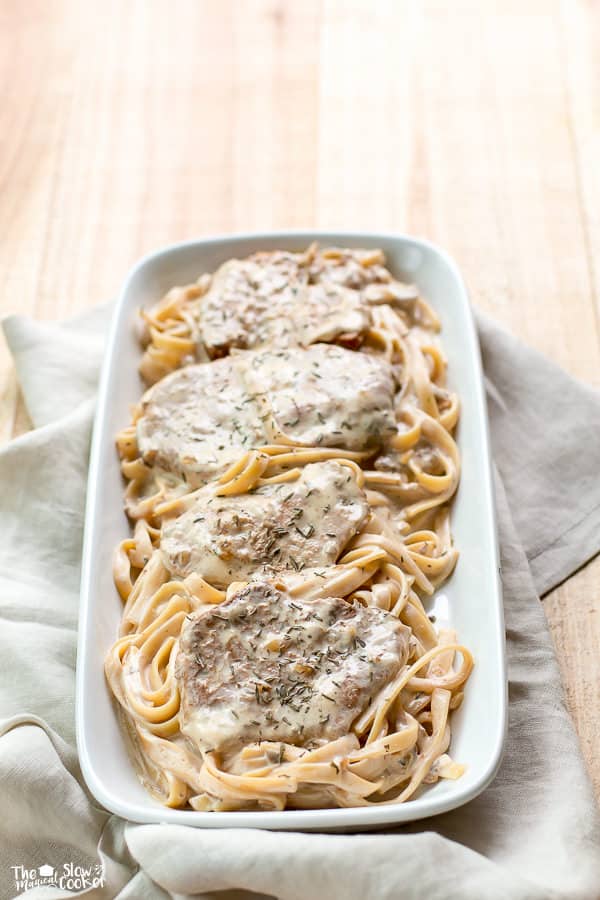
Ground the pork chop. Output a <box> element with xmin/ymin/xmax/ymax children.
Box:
<box><xmin>244</xmin><ymin>343</ymin><xmax>396</xmax><ymax>452</ymax></box>
<box><xmin>198</xmin><ymin>250</ymin><xmax>371</xmax><ymax>355</ymax></box>
<box><xmin>136</xmin><ymin>344</ymin><xmax>396</xmax><ymax>487</ymax></box>
<box><xmin>161</xmin><ymin>461</ymin><xmax>369</xmax><ymax>585</ymax></box>
<box><xmin>176</xmin><ymin>581</ymin><xmax>410</xmax><ymax>753</ymax></box>
<box><xmin>135</xmin><ymin>356</ymin><xmax>264</xmax><ymax>488</ymax></box>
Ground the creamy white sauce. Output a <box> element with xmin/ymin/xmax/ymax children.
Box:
<box><xmin>243</xmin><ymin>344</ymin><xmax>396</xmax><ymax>451</ymax></box>
<box><xmin>136</xmin><ymin>344</ymin><xmax>396</xmax><ymax>487</ymax></box>
<box><xmin>198</xmin><ymin>251</ymin><xmax>374</xmax><ymax>353</ymax></box>
<box><xmin>177</xmin><ymin>583</ymin><xmax>410</xmax><ymax>753</ymax></box>
<box><xmin>161</xmin><ymin>461</ymin><xmax>369</xmax><ymax>586</ymax></box>
<box><xmin>136</xmin><ymin>356</ymin><xmax>263</xmax><ymax>487</ymax></box>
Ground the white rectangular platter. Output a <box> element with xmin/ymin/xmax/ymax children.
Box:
<box><xmin>77</xmin><ymin>231</ymin><xmax>506</xmax><ymax>830</ymax></box>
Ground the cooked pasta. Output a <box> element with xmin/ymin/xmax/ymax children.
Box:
<box><xmin>106</xmin><ymin>245</ymin><xmax>472</xmax><ymax>811</ymax></box>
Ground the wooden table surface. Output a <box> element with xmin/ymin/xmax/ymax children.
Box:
<box><xmin>1</xmin><ymin>0</ymin><xmax>598</xmax><ymax>801</ymax></box>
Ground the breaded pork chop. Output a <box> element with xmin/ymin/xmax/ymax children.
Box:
<box><xmin>176</xmin><ymin>582</ymin><xmax>410</xmax><ymax>753</ymax></box>
<box><xmin>136</xmin><ymin>344</ymin><xmax>396</xmax><ymax>487</ymax></box>
<box><xmin>161</xmin><ymin>461</ymin><xmax>369</xmax><ymax>585</ymax></box>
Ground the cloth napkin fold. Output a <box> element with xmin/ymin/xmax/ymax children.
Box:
<box><xmin>1</xmin><ymin>306</ymin><xmax>600</xmax><ymax>900</ymax></box>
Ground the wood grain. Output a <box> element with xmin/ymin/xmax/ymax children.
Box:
<box><xmin>0</xmin><ymin>0</ymin><xmax>598</xmax><ymax>800</ymax></box>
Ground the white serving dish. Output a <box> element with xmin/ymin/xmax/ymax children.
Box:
<box><xmin>77</xmin><ymin>231</ymin><xmax>506</xmax><ymax>830</ymax></box>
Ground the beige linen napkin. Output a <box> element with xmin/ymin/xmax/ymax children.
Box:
<box><xmin>1</xmin><ymin>307</ymin><xmax>600</xmax><ymax>900</ymax></box>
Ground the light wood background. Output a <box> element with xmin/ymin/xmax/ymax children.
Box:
<box><xmin>0</xmin><ymin>0</ymin><xmax>598</xmax><ymax>801</ymax></box>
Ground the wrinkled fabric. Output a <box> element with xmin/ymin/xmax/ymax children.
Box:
<box><xmin>1</xmin><ymin>307</ymin><xmax>599</xmax><ymax>900</ymax></box>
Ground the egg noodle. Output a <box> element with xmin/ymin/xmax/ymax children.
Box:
<box><xmin>105</xmin><ymin>246</ymin><xmax>473</xmax><ymax>811</ymax></box>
